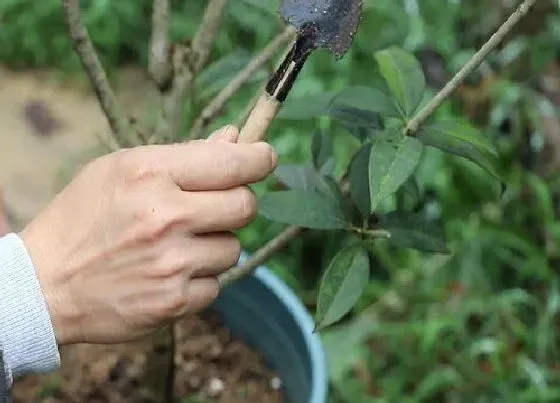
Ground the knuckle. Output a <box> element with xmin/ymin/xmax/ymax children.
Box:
<box><xmin>156</xmin><ymin>278</ymin><xmax>188</xmax><ymax>319</ymax></box>
<box><xmin>221</xmin><ymin>152</ymin><xmax>243</xmax><ymax>184</ymax></box>
<box><xmin>154</xmin><ymin>249</ymin><xmax>188</xmax><ymax>278</ymax></box>
<box><xmin>118</xmin><ymin>149</ymin><xmax>165</xmax><ymax>185</ymax></box>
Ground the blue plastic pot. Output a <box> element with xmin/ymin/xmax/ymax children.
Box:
<box><xmin>210</xmin><ymin>257</ymin><xmax>328</xmax><ymax>403</ymax></box>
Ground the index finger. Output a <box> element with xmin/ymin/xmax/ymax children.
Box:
<box><xmin>156</xmin><ymin>139</ymin><xmax>278</xmax><ymax>191</ymax></box>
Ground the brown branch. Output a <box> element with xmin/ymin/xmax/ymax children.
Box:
<box><xmin>190</xmin><ymin>26</ymin><xmax>296</xmax><ymax>139</ymax></box>
<box><xmin>61</xmin><ymin>0</ymin><xmax>135</xmax><ymax>147</ymax></box>
<box><xmin>218</xmin><ymin>225</ymin><xmax>304</xmax><ymax>288</ymax></box>
<box><xmin>405</xmin><ymin>0</ymin><xmax>537</xmax><ymax>136</ymax></box>
<box><xmin>153</xmin><ymin>0</ymin><xmax>231</xmax><ymax>143</ymax></box>
<box><xmin>191</xmin><ymin>0</ymin><xmax>231</xmax><ymax>73</ymax></box>
<box><xmin>149</xmin><ymin>0</ymin><xmax>172</xmax><ymax>88</ymax></box>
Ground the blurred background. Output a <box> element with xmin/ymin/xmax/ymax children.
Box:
<box><xmin>1</xmin><ymin>0</ymin><xmax>560</xmax><ymax>401</ymax></box>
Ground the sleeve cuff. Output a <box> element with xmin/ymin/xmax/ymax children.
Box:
<box><xmin>0</xmin><ymin>233</ymin><xmax>60</xmax><ymax>386</ymax></box>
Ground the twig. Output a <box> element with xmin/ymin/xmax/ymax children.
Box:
<box><xmin>191</xmin><ymin>0</ymin><xmax>231</xmax><ymax>73</ymax></box>
<box><xmin>61</xmin><ymin>0</ymin><xmax>135</xmax><ymax>147</ymax></box>
<box><xmin>404</xmin><ymin>0</ymin><xmax>537</xmax><ymax>136</ymax></box>
<box><xmin>189</xmin><ymin>26</ymin><xmax>296</xmax><ymax>139</ymax></box>
<box><xmin>351</xmin><ymin>227</ymin><xmax>391</xmax><ymax>239</ymax></box>
<box><xmin>153</xmin><ymin>0</ymin><xmax>231</xmax><ymax>142</ymax></box>
<box><xmin>218</xmin><ymin>226</ymin><xmax>303</xmax><ymax>287</ymax></box>
<box><xmin>149</xmin><ymin>0</ymin><xmax>172</xmax><ymax>88</ymax></box>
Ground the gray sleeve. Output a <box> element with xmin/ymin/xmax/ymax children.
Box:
<box><xmin>0</xmin><ymin>233</ymin><xmax>60</xmax><ymax>391</ymax></box>
<box><xmin>0</xmin><ymin>348</ymin><xmax>10</xmax><ymax>403</ymax></box>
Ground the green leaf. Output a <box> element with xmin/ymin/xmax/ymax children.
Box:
<box><xmin>278</xmin><ymin>92</ymin><xmax>336</xmax><ymax>120</ymax></box>
<box><xmin>375</xmin><ymin>47</ymin><xmax>426</xmax><ymax>118</ymax></box>
<box><xmin>349</xmin><ymin>143</ymin><xmax>372</xmax><ymax>217</ymax></box>
<box><xmin>315</xmin><ymin>244</ymin><xmax>370</xmax><ymax>330</ymax></box>
<box><xmin>418</xmin><ymin>120</ymin><xmax>501</xmax><ymax>180</ymax></box>
<box><xmin>259</xmin><ymin>190</ymin><xmax>348</xmax><ymax>229</ymax></box>
<box><xmin>311</xmin><ymin>130</ymin><xmax>333</xmax><ymax>171</ymax></box>
<box><xmin>369</xmin><ymin>131</ymin><xmax>423</xmax><ymax>211</ymax></box>
<box><xmin>330</xmin><ymin>85</ymin><xmax>402</xmax><ymax>118</ymax></box>
<box><xmin>379</xmin><ymin>211</ymin><xmax>449</xmax><ymax>253</ymax></box>
<box><xmin>274</xmin><ymin>164</ymin><xmax>323</xmax><ymax>192</ymax></box>
<box><xmin>329</xmin><ymin>105</ymin><xmax>384</xmax><ymax>130</ymax></box>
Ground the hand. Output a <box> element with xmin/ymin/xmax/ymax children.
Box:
<box><xmin>20</xmin><ymin>125</ymin><xmax>277</xmax><ymax>345</ymax></box>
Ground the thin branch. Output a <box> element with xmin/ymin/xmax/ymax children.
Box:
<box><xmin>191</xmin><ymin>0</ymin><xmax>231</xmax><ymax>73</ymax></box>
<box><xmin>405</xmin><ymin>0</ymin><xmax>537</xmax><ymax>136</ymax></box>
<box><xmin>153</xmin><ymin>0</ymin><xmax>231</xmax><ymax>143</ymax></box>
<box><xmin>236</xmin><ymin>82</ymin><xmax>266</xmax><ymax>128</ymax></box>
<box><xmin>218</xmin><ymin>226</ymin><xmax>303</xmax><ymax>287</ymax></box>
<box><xmin>149</xmin><ymin>0</ymin><xmax>172</xmax><ymax>88</ymax></box>
<box><xmin>61</xmin><ymin>0</ymin><xmax>135</xmax><ymax>147</ymax></box>
<box><xmin>190</xmin><ymin>26</ymin><xmax>296</xmax><ymax>139</ymax></box>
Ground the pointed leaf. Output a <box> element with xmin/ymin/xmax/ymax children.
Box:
<box><xmin>259</xmin><ymin>190</ymin><xmax>348</xmax><ymax>229</ymax></box>
<box><xmin>329</xmin><ymin>105</ymin><xmax>384</xmax><ymax>130</ymax></box>
<box><xmin>330</xmin><ymin>85</ymin><xmax>402</xmax><ymax>118</ymax></box>
<box><xmin>274</xmin><ymin>164</ymin><xmax>323</xmax><ymax>192</ymax></box>
<box><xmin>315</xmin><ymin>245</ymin><xmax>370</xmax><ymax>330</ymax></box>
<box><xmin>375</xmin><ymin>47</ymin><xmax>426</xmax><ymax>118</ymax></box>
<box><xmin>418</xmin><ymin>120</ymin><xmax>501</xmax><ymax>179</ymax></box>
<box><xmin>379</xmin><ymin>211</ymin><xmax>449</xmax><ymax>253</ymax></box>
<box><xmin>349</xmin><ymin>143</ymin><xmax>372</xmax><ymax>217</ymax></box>
<box><xmin>311</xmin><ymin>130</ymin><xmax>333</xmax><ymax>171</ymax></box>
<box><xmin>369</xmin><ymin>132</ymin><xmax>423</xmax><ymax>211</ymax></box>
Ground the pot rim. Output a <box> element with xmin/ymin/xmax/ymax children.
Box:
<box><xmin>250</xmin><ymin>266</ymin><xmax>328</xmax><ymax>403</ymax></box>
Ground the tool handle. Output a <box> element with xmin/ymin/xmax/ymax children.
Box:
<box><xmin>238</xmin><ymin>93</ymin><xmax>281</xmax><ymax>143</ymax></box>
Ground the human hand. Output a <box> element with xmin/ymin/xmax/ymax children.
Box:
<box><xmin>20</xmin><ymin>125</ymin><xmax>277</xmax><ymax>345</ymax></box>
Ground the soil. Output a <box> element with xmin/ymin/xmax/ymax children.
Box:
<box><xmin>11</xmin><ymin>311</ymin><xmax>284</xmax><ymax>403</ymax></box>
<box><xmin>0</xmin><ymin>65</ymin><xmax>284</xmax><ymax>403</ymax></box>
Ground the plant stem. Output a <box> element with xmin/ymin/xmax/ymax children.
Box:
<box><xmin>404</xmin><ymin>0</ymin><xmax>537</xmax><ymax>136</ymax></box>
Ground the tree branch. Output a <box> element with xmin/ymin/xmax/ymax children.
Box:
<box><xmin>190</xmin><ymin>26</ymin><xmax>296</xmax><ymax>139</ymax></box>
<box><xmin>404</xmin><ymin>0</ymin><xmax>537</xmax><ymax>136</ymax></box>
<box><xmin>153</xmin><ymin>0</ymin><xmax>231</xmax><ymax>143</ymax></box>
<box><xmin>191</xmin><ymin>0</ymin><xmax>231</xmax><ymax>73</ymax></box>
<box><xmin>149</xmin><ymin>0</ymin><xmax>172</xmax><ymax>88</ymax></box>
<box><xmin>218</xmin><ymin>225</ymin><xmax>303</xmax><ymax>287</ymax></box>
<box><xmin>61</xmin><ymin>0</ymin><xmax>135</xmax><ymax>147</ymax></box>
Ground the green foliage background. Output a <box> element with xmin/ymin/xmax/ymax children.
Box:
<box><xmin>2</xmin><ymin>0</ymin><xmax>560</xmax><ymax>401</ymax></box>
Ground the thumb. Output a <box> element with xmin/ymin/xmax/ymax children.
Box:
<box><xmin>206</xmin><ymin>125</ymin><xmax>239</xmax><ymax>143</ymax></box>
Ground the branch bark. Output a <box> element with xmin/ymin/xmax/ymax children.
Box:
<box><xmin>61</xmin><ymin>0</ymin><xmax>135</xmax><ymax>147</ymax></box>
<box><xmin>404</xmin><ymin>0</ymin><xmax>537</xmax><ymax>136</ymax></box>
<box><xmin>153</xmin><ymin>0</ymin><xmax>231</xmax><ymax>143</ymax></box>
<box><xmin>149</xmin><ymin>0</ymin><xmax>172</xmax><ymax>88</ymax></box>
<box><xmin>218</xmin><ymin>225</ymin><xmax>303</xmax><ymax>287</ymax></box>
<box><xmin>190</xmin><ymin>26</ymin><xmax>296</xmax><ymax>139</ymax></box>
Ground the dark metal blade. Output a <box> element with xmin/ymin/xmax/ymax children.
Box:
<box><xmin>280</xmin><ymin>0</ymin><xmax>363</xmax><ymax>59</ymax></box>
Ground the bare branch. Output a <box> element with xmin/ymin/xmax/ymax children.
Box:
<box><xmin>190</xmin><ymin>26</ymin><xmax>296</xmax><ymax>139</ymax></box>
<box><xmin>149</xmin><ymin>0</ymin><xmax>172</xmax><ymax>87</ymax></box>
<box><xmin>192</xmin><ymin>0</ymin><xmax>231</xmax><ymax>72</ymax></box>
<box><xmin>152</xmin><ymin>0</ymin><xmax>232</xmax><ymax>143</ymax></box>
<box><xmin>61</xmin><ymin>0</ymin><xmax>135</xmax><ymax>147</ymax></box>
<box><xmin>218</xmin><ymin>225</ymin><xmax>304</xmax><ymax>288</ymax></box>
<box><xmin>405</xmin><ymin>0</ymin><xmax>537</xmax><ymax>136</ymax></box>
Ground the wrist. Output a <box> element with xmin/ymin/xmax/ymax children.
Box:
<box><xmin>20</xmin><ymin>225</ymin><xmax>83</xmax><ymax>345</ymax></box>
